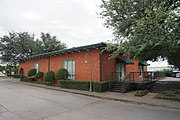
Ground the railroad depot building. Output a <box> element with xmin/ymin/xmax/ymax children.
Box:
<box><xmin>18</xmin><ymin>42</ymin><xmax>149</xmax><ymax>82</ymax></box>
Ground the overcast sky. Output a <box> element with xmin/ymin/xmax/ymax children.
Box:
<box><xmin>0</xmin><ymin>0</ymin><xmax>169</xmax><ymax>67</ymax></box>
<box><xmin>0</xmin><ymin>0</ymin><xmax>113</xmax><ymax>47</ymax></box>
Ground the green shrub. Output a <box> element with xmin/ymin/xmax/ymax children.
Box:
<box><xmin>60</xmin><ymin>80</ymin><xmax>113</xmax><ymax>92</ymax></box>
<box><xmin>28</xmin><ymin>69</ymin><xmax>37</xmax><ymax>77</ymax></box>
<box><xmin>21</xmin><ymin>76</ymin><xmax>32</xmax><ymax>82</ymax></box>
<box><xmin>151</xmin><ymin>70</ymin><xmax>165</xmax><ymax>79</ymax></box>
<box><xmin>20</xmin><ymin>75</ymin><xmax>25</xmax><ymax>81</ymax></box>
<box><xmin>164</xmin><ymin>69</ymin><xmax>173</xmax><ymax>77</ymax></box>
<box><xmin>60</xmin><ymin>80</ymin><xmax>90</xmax><ymax>91</ymax></box>
<box><xmin>93</xmin><ymin>81</ymin><xmax>109</xmax><ymax>92</ymax></box>
<box><xmin>11</xmin><ymin>67</ymin><xmax>18</xmax><ymax>74</ymax></box>
<box><xmin>13</xmin><ymin>74</ymin><xmax>22</xmax><ymax>78</ymax></box>
<box><xmin>55</xmin><ymin>68</ymin><xmax>68</xmax><ymax>80</ymax></box>
<box><xmin>35</xmin><ymin>72</ymin><xmax>44</xmax><ymax>79</ymax></box>
<box><xmin>29</xmin><ymin>78</ymin><xmax>35</xmax><ymax>81</ymax></box>
<box><xmin>44</xmin><ymin>71</ymin><xmax>55</xmax><ymax>83</ymax></box>
<box><xmin>158</xmin><ymin>69</ymin><xmax>172</xmax><ymax>77</ymax></box>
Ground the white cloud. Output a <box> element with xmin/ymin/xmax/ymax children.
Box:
<box><xmin>21</xmin><ymin>12</ymin><xmax>44</xmax><ymax>21</ymax></box>
<box><xmin>148</xmin><ymin>60</ymin><xmax>169</xmax><ymax>67</ymax></box>
<box><xmin>0</xmin><ymin>0</ymin><xmax>169</xmax><ymax>67</ymax></box>
<box><xmin>0</xmin><ymin>0</ymin><xmax>113</xmax><ymax>47</ymax></box>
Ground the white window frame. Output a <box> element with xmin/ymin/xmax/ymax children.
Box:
<box><xmin>62</xmin><ymin>60</ymin><xmax>75</xmax><ymax>80</ymax></box>
<box><xmin>34</xmin><ymin>63</ymin><xmax>39</xmax><ymax>73</ymax></box>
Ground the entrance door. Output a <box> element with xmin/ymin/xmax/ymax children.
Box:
<box><xmin>139</xmin><ymin>66</ymin><xmax>144</xmax><ymax>80</ymax></box>
<box><xmin>19</xmin><ymin>68</ymin><xmax>24</xmax><ymax>75</ymax></box>
<box><xmin>116</xmin><ymin>63</ymin><xmax>126</xmax><ymax>81</ymax></box>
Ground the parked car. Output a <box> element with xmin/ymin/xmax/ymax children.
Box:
<box><xmin>176</xmin><ymin>73</ymin><xmax>180</xmax><ymax>78</ymax></box>
<box><xmin>172</xmin><ymin>72</ymin><xmax>176</xmax><ymax>77</ymax></box>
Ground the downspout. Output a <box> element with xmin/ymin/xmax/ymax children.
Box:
<box><xmin>48</xmin><ymin>57</ymin><xmax>50</xmax><ymax>71</ymax></box>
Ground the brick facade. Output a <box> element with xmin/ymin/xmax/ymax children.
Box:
<box><xmin>100</xmin><ymin>52</ymin><xmax>144</xmax><ymax>81</ymax></box>
<box><xmin>19</xmin><ymin>43</ymin><xmax>147</xmax><ymax>82</ymax></box>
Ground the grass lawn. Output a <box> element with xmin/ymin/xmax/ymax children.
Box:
<box><xmin>0</xmin><ymin>76</ymin><xmax>8</xmax><ymax>78</ymax></box>
<box><xmin>134</xmin><ymin>90</ymin><xmax>149</xmax><ymax>97</ymax></box>
<box><xmin>155</xmin><ymin>90</ymin><xmax>180</xmax><ymax>102</ymax></box>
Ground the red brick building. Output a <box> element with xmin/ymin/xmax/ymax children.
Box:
<box><xmin>19</xmin><ymin>42</ymin><xmax>149</xmax><ymax>82</ymax></box>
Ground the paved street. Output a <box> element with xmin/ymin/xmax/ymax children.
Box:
<box><xmin>158</xmin><ymin>77</ymin><xmax>180</xmax><ymax>82</ymax></box>
<box><xmin>0</xmin><ymin>78</ymin><xmax>180</xmax><ymax>120</ymax></box>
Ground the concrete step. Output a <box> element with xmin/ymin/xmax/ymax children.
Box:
<box><xmin>111</xmin><ymin>84</ymin><xmax>122</xmax><ymax>92</ymax></box>
<box><xmin>111</xmin><ymin>89</ymin><xmax>122</xmax><ymax>92</ymax></box>
<box><xmin>113</xmin><ymin>85</ymin><xmax>122</xmax><ymax>88</ymax></box>
<box><xmin>112</xmin><ymin>88</ymin><xmax>122</xmax><ymax>91</ymax></box>
<box><xmin>115</xmin><ymin>83</ymin><xmax>122</xmax><ymax>85</ymax></box>
<box><xmin>111</xmin><ymin>82</ymin><xmax>131</xmax><ymax>93</ymax></box>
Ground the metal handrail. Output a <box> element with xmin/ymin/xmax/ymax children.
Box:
<box><xmin>108</xmin><ymin>71</ymin><xmax>166</xmax><ymax>93</ymax></box>
<box><xmin>108</xmin><ymin>74</ymin><xmax>116</xmax><ymax>91</ymax></box>
<box><xmin>121</xmin><ymin>72</ymin><xmax>132</xmax><ymax>93</ymax></box>
<box><xmin>121</xmin><ymin>71</ymin><xmax>166</xmax><ymax>93</ymax></box>
<box><xmin>107</xmin><ymin>72</ymin><xmax>121</xmax><ymax>91</ymax></box>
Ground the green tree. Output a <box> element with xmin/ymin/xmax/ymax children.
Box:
<box><xmin>100</xmin><ymin>0</ymin><xmax>180</xmax><ymax>68</ymax></box>
<box><xmin>0</xmin><ymin>32</ymin><xmax>67</xmax><ymax>66</ymax></box>
<box><xmin>0</xmin><ymin>32</ymin><xmax>38</xmax><ymax>65</ymax></box>
<box><xmin>40</xmin><ymin>33</ymin><xmax>67</xmax><ymax>52</ymax></box>
<box><xmin>166</xmin><ymin>40</ymin><xmax>180</xmax><ymax>69</ymax></box>
<box><xmin>0</xmin><ymin>65</ymin><xmax>17</xmax><ymax>76</ymax></box>
<box><xmin>0</xmin><ymin>65</ymin><xmax>5</xmax><ymax>74</ymax></box>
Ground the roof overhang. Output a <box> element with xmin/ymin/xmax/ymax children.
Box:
<box><xmin>116</xmin><ymin>58</ymin><xmax>134</xmax><ymax>64</ymax></box>
<box><xmin>20</xmin><ymin>42</ymin><xmax>107</xmax><ymax>61</ymax></box>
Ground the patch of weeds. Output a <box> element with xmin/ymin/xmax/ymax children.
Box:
<box><xmin>134</xmin><ymin>90</ymin><xmax>149</xmax><ymax>97</ymax></box>
<box><xmin>155</xmin><ymin>90</ymin><xmax>180</xmax><ymax>102</ymax></box>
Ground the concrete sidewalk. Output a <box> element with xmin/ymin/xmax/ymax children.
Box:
<box><xmin>11</xmin><ymin>79</ymin><xmax>180</xmax><ymax>110</ymax></box>
<box><xmin>158</xmin><ymin>77</ymin><xmax>180</xmax><ymax>82</ymax></box>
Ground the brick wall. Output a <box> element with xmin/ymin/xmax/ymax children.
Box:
<box><xmin>126</xmin><ymin>59</ymin><xmax>140</xmax><ymax>75</ymax></box>
<box><xmin>19</xmin><ymin>49</ymin><xmax>148</xmax><ymax>82</ymax></box>
<box><xmin>49</xmin><ymin>49</ymin><xmax>100</xmax><ymax>82</ymax></box>
<box><xmin>19</xmin><ymin>49</ymin><xmax>101</xmax><ymax>82</ymax></box>
<box><xmin>19</xmin><ymin>57</ymin><xmax>49</xmax><ymax>76</ymax></box>
<box><xmin>101</xmin><ymin>51</ymin><xmax>116</xmax><ymax>81</ymax></box>
<box><xmin>101</xmin><ymin>52</ymin><xmax>145</xmax><ymax>81</ymax></box>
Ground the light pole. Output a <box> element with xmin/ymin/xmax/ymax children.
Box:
<box><xmin>85</xmin><ymin>54</ymin><xmax>92</xmax><ymax>92</ymax></box>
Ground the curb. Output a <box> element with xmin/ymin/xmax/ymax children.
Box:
<box><xmin>17</xmin><ymin>81</ymin><xmax>180</xmax><ymax>110</ymax></box>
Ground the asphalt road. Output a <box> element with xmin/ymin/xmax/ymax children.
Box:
<box><xmin>0</xmin><ymin>78</ymin><xmax>179</xmax><ymax>120</ymax></box>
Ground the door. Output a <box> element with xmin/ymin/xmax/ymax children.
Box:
<box><xmin>139</xmin><ymin>66</ymin><xmax>144</xmax><ymax>80</ymax></box>
<box><xmin>19</xmin><ymin>68</ymin><xmax>24</xmax><ymax>75</ymax></box>
<box><xmin>116</xmin><ymin>63</ymin><xmax>126</xmax><ymax>81</ymax></box>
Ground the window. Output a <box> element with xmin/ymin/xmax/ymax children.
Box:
<box><xmin>34</xmin><ymin>63</ymin><xmax>39</xmax><ymax>73</ymax></box>
<box><xmin>63</xmin><ymin>60</ymin><xmax>75</xmax><ymax>80</ymax></box>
